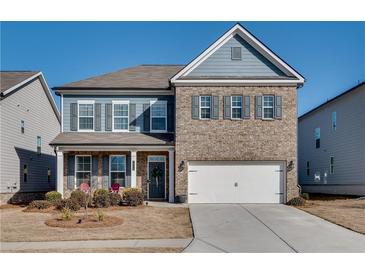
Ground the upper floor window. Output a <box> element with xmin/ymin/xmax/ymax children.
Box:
<box><xmin>231</xmin><ymin>47</ymin><xmax>242</xmax><ymax>60</ymax></box>
<box><xmin>110</xmin><ymin>155</ymin><xmax>126</xmax><ymax>187</ymax></box>
<box><xmin>21</xmin><ymin>120</ymin><xmax>25</xmax><ymax>134</ymax></box>
<box><xmin>75</xmin><ymin>155</ymin><xmax>91</xmax><ymax>188</ymax></box>
<box><xmin>315</xmin><ymin>127</ymin><xmax>320</xmax><ymax>148</ymax></box>
<box><xmin>78</xmin><ymin>101</ymin><xmax>94</xmax><ymax>131</ymax></box>
<box><xmin>263</xmin><ymin>95</ymin><xmax>274</xmax><ymax>119</ymax></box>
<box><xmin>113</xmin><ymin>101</ymin><xmax>129</xmax><ymax>131</ymax></box>
<box><xmin>306</xmin><ymin>161</ymin><xmax>310</xmax><ymax>176</ymax></box>
<box><xmin>331</xmin><ymin>111</ymin><xmax>337</xmax><ymax>132</ymax></box>
<box><xmin>200</xmin><ymin>96</ymin><xmax>211</xmax><ymax>119</ymax></box>
<box><xmin>231</xmin><ymin>96</ymin><xmax>242</xmax><ymax>119</ymax></box>
<box><xmin>36</xmin><ymin>136</ymin><xmax>42</xmax><ymax>155</ymax></box>
<box><xmin>330</xmin><ymin>156</ymin><xmax>335</xmax><ymax>174</ymax></box>
<box><xmin>150</xmin><ymin>100</ymin><xmax>167</xmax><ymax>132</ymax></box>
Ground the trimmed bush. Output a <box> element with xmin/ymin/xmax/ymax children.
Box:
<box><xmin>95</xmin><ymin>209</ymin><xmax>105</xmax><ymax>222</ymax></box>
<box><xmin>28</xmin><ymin>200</ymin><xmax>52</xmax><ymax>210</ymax></box>
<box><xmin>286</xmin><ymin>197</ymin><xmax>306</xmax><ymax>206</ymax></box>
<box><xmin>61</xmin><ymin>208</ymin><xmax>73</xmax><ymax>221</ymax></box>
<box><xmin>109</xmin><ymin>192</ymin><xmax>122</xmax><ymax>206</ymax></box>
<box><xmin>93</xmin><ymin>189</ymin><xmax>111</xmax><ymax>208</ymax></box>
<box><xmin>301</xmin><ymin>192</ymin><xmax>310</xmax><ymax>200</ymax></box>
<box><xmin>70</xmin><ymin>189</ymin><xmax>90</xmax><ymax>207</ymax></box>
<box><xmin>56</xmin><ymin>198</ymin><xmax>81</xmax><ymax>211</ymax></box>
<box><xmin>123</xmin><ymin>188</ymin><xmax>144</xmax><ymax>206</ymax></box>
<box><xmin>45</xmin><ymin>191</ymin><xmax>62</xmax><ymax>204</ymax></box>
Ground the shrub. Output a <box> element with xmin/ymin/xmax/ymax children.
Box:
<box><xmin>55</xmin><ymin>198</ymin><xmax>81</xmax><ymax>211</ymax></box>
<box><xmin>70</xmin><ymin>189</ymin><xmax>90</xmax><ymax>207</ymax></box>
<box><xmin>45</xmin><ymin>191</ymin><xmax>62</xmax><ymax>204</ymax></box>
<box><xmin>28</xmin><ymin>200</ymin><xmax>52</xmax><ymax>210</ymax></box>
<box><xmin>286</xmin><ymin>197</ymin><xmax>306</xmax><ymax>206</ymax></box>
<box><xmin>61</xmin><ymin>208</ymin><xmax>73</xmax><ymax>221</ymax></box>
<box><xmin>109</xmin><ymin>192</ymin><xmax>122</xmax><ymax>206</ymax></box>
<box><xmin>95</xmin><ymin>209</ymin><xmax>105</xmax><ymax>222</ymax></box>
<box><xmin>123</xmin><ymin>188</ymin><xmax>144</xmax><ymax>206</ymax></box>
<box><xmin>301</xmin><ymin>192</ymin><xmax>310</xmax><ymax>200</ymax></box>
<box><xmin>93</xmin><ymin>189</ymin><xmax>111</xmax><ymax>208</ymax></box>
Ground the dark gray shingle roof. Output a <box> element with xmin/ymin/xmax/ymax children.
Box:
<box><xmin>0</xmin><ymin>71</ymin><xmax>40</xmax><ymax>92</ymax></box>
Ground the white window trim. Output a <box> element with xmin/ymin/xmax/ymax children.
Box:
<box><xmin>150</xmin><ymin>100</ymin><xmax>167</xmax><ymax>133</ymax></box>
<box><xmin>112</xmin><ymin>100</ymin><xmax>129</xmax><ymax>132</ymax></box>
<box><xmin>231</xmin><ymin>95</ymin><xmax>243</xmax><ymax>120</ymax></box>
<box><xmin>262</xmin><ymin>95</ymin><xmax>275</xmax><ymax>120</ymax></box>
<box><xmin>74</xmin><ymin>155</ymin><xmax>92</xmax><ymax>190</ymax></box>
<box><xmin>199</xmin><ymin>96</ymin><xmax>211</xmax><ymax>120</ymax></box>
<box><xmin>109</xmin><ymin>155</ymin><xmax>126</xmax><ymax>187</ymax></box>
<box><xmin>330</xmin><ymin>156</ymin><xmax>335</xmax><ymax>174</ymax></box>
<box><xmin>77</xmin><ymin>100</ymin><xmax>95</xmax><ymax>132</ymax></box>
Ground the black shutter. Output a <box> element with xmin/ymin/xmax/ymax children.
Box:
<box><xmin>191</xmin><ymin>96</ymin><xmax>199</xmax><ymax>119</ymax></box>
<box><xmin>243</xmin><ymin>96</ymin><xmax>250</xmax><ymax>119</ymax></box>
<box><xmin>167</xmin><ymin>102</ymin><xmax>174</xmax><ymax>132</ymax></box>
<box><xmin>105</xmin><ymin>103</ymin><xmax>112</xmax><ymax>131</ymax></box>
<box><xmin>224</xmin><ymin>96</ymin><xmax>231</xmax><ymax>119</ymax></box>
<box><xmin>95</xmin><ymin>103</ymin><xmax>101</xmax><ymax>131</ymax></box>
<box><xmin>102</xmin><ymin>156</ymin><xmax>109</xmax><ymax>189</ymax></box>
<box><xmin>70</xmin><ymin>103</ymin><xmax>78</xmax><ymax>131</ymax></box>
<box><xmin>212</xmin><ymin>96</ymin><xmax>219</xmax><ymax>119</ymax></box>
<box><xmin>67</xmin><ymin>154</ymin><xmax>75</xmax><ymax>190</ymax></box>
<box><xmin>91</xmin><ymin>156</ymin><xmax>99</xmax><ymax>189</ymax></box>
<box><xmin>143</xmin><ymin>103</ymin><xmax>150</xmax><ymax>132</ymax></box>
<box><xmin>129</xmin><ymin>103</ymin><xmax>136</xmax><ymax>131</ymax></box>
<box><xmin>275</xmin><ymin>96</ymin><xmax>282</xmax><ymax>119</ymax></box>
<box><xmin>255</xmin><ymin>96</ymin><xmax>263</xmax><ymax>119</ymax></box>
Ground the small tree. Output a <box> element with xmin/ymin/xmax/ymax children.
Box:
<box><xmin>79</xmin><ymin>183</ymin><xmax>91</xmax><ymax>219</ymax></box>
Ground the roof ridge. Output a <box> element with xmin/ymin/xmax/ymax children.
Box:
<box><xmin>138</xmin><ymin>64</ymin><xmax>185</xmax><ymax>66</ymax></box>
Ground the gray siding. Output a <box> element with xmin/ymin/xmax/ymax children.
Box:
<box><xmin>187</xmin><ymin>34</ymin><xmax>286</xmax><ymax>78</ymax></box>
<box><xmin>0</xmin><ymin>78</ymin><xmax>60</xmax><ymax>193</ymax></box>
<box><xmin>63</xmin><ymin>95</ymin><xmax>174</xmax><ymax>133</ymax></box>
<box><xmin>298</xmin><ymin>85</ymin><xmax>365</xmax><ymax>195</ymax></box>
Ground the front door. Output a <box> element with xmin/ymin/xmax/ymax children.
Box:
<box><xmin>148</xmin><ymin>156</ymin><xmax>166</xmax><ymax>199</ymax></box>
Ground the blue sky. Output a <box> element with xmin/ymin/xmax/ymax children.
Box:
<box><xmin>1</xmin><ymin>22</ymin><xmax>364</xmax><ymax>115</ymax></box>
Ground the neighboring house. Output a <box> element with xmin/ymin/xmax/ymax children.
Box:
<box><xmin>298</xmin><ymin>82</ymin><xmax>365</xmax><ymax>196</ymax></box>
<box><xmin>0</xmin><ymin>71</ymin><xmax>60</xmax><ymax>204</ymax></box>
<box><xmin>50</xmin><ymin>23</ymin><xmax>304</xmax><ymax>203</ymax></box>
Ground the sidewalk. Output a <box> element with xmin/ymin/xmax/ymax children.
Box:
<box><xmin>1</xmin><ymin>238</ymin><xmax>193</xmax><ymax>252</ymax></box>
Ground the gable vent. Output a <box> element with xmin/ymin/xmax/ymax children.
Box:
<box><xmin>231</xmin><ymin>47</ymin><xmax>242</xmax><ymax>60</ymax></box>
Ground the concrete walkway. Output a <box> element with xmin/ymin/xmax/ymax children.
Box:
<box><xmin>1</xmin><ymin>238</ymin><xmax>192</xmax><ymax>252</ymax></box>
<box><xmin>185</xmin><ymin>204</ymin><xmax>365</xmax><ymax>253</ymax></box>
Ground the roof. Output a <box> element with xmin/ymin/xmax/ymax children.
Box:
<box><xmin>0</xmin><ymin>71</ymin><xmax>40</xmax><ymax>92</ymax></box>
<box><xmin>54</xmin><ymin>65</ymin><xmax>184</xmax><ymax>91</ymax></box>
<box><xmin>50</xmin><ymin>132</ymin><xmax>175</xmax><ymax>146</ymax></box>
<box><xmin>299</xmin><ymin>81</ymin><xmax>365</xmax><ymax>120</ymax></box>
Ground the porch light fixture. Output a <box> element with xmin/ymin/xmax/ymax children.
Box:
<box><xmin>178</xmin><ymin>161</ymin><xmax>185</xmax><ymax>172</ymax></box>
<box><xmin>287</xmin><ymin>161</ymin><xmax>294</xmax><ymax>172</ymax></box>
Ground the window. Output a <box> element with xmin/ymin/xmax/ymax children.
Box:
<box><xmin>23</xmin><ymin>164</ymin><xmax>28</xmax><ymax>183</ymax></box>
<box><xmin>150</xmin><ymin>100</ymin><xmax>167</xmax><ymax>132</ymax></box>
<box><xmin>231</xmin><ymin>47</ymin><xmax>242</xmax><ymax>60</ymax></box>
<box><xmin>36</xmin><ymin>136</ymin><xmax>42</xmax><ymax>154</ymax></box>
<box><xmin>231</xmin><ymin>96</ymin><xmax>242</xmax><ymax>119</ymax></box>
<box><xmin>21</xmin><ymin>120</ymin><xmax>25</xmax><ymax>134</ymax></box>
<box><xmin>315</xmin><ymin>127</ymin><xmax>320</xmax><ymax>148</ymax></box>
<box><xmin>332</xmin><ymin>111</ymin><xmax>337</xmax><ymax>132</ymax></box>
<box><xmin>306</xmin><ymin>161</ymin><xmax>310</xmax><ymax>176</ymax></box>
<box><xmin>78</xmin><ymin>102</ymin><xmax>94</xmax><ymax>130</ymax></box>
<box><xmin>330</xmin><ymin>156</ymin><xmax>335</xmax><ymax>174</ymax></box>
<box><xmin>200</xmin><ymin>96</ymin><xmax>211</xmax><ymax>119</ymax></box>
<box><xmin>110</xmin><ymin>155</ymin><xmax>126</xmax><ymax>187</ymax></box>
<box><xmin>263</xmin><ymin>95</ymin><xmax>274</xmax><ymax>119</ymax></box>
<box><xmin>75</xmin><ymin>156</ymin><xmax>91</xmax><ymax>188</ymax></box>
<box><xmin>47</xmin><ymin>168</ymin><xmax>51</xmax><ymax>183</ymax></box>
<box><xmin>113</xmin><ymin>101</ymin><xmax>129</xmax><ymax>131</ymax></box>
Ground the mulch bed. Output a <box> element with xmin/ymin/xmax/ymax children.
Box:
<box><xmin>45</xmin><ymin>215</ymin><xmax>123</xmax><ymax>228</ymax></box>
<box><xmin>23</xmin><ymin>207</ymin><xmax>56</xmax><ymax>213</ymax></box>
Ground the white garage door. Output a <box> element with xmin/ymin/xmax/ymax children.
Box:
<box><xmin>188</xmin><ymin>161</ymin><xmax>285</xmax><ymax>203</ymax></box>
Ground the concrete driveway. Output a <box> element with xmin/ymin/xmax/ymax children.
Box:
<box><xmin>185</xmin><ymin>204</ymin><xmax>365</xmax><ymax>253</ymax></box>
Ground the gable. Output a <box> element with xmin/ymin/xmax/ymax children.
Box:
<box><xmin>186</xmin><ymin>34</ymin><xmax>286</xmax><ymax>78</ymax></box>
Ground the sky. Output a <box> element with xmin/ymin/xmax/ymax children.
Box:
<box><xmin>1</xmin><ymin>21</ymin><xmax>364</xmax><ymax>116</ymax></box>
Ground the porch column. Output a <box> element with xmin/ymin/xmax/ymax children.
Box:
<box><xmin>56</xmin><ymin>150</ymin><xmax>64</xmax><ymax>197</ymax></box>
<box><xmin>131</xmin><ymin>150</ymin><xmax>137</xmax><ymax>188</ymax></box>
<box><xmin>168</xmin><ymin>148</ymin><xmax>175</xmax><ymax>203</ymax></box>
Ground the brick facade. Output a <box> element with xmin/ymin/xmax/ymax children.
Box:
<box><xmin>174</xmin><ymin>85</ymin><xmax>299</xmax><ymax>202</ymax></box>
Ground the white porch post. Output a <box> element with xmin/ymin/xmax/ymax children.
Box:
<box><xmin>168</xmin><ymin>148</ymin><xmax>175</xmax><ymax>203</ymax></box>
<box><xmin>131</xmin><ymin>150</ymin><xmax>137</xmax><ymax>188</ymax></box>
<box><xmin>56</xmin><ymin>150</ymin><xmax>64</xmax><ymax>197</ymax></box>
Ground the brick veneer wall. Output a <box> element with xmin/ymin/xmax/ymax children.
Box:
<box><xmin>174</xmin><ymin>85</ymin><xmax>299</xmax><ymax>202</ymax></box>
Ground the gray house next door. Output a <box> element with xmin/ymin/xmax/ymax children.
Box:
<box><xmin>148</xmin><ymin>156</ymin><xmax>166</xmax><ymax>199</ymax></box>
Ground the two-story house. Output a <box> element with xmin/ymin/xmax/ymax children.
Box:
<box><xmin>50</xmin><ymin>24</ymin><xmax>305</xmax><ymax>203</ymax></box>
<box><xmin>0</xmin><ymin>71</ymin><xmax>60</xmax><ymax>204</ymax></box>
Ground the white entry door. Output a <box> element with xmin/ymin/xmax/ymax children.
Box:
<box><xmin>188</xmin><ymin>161</ymin><xmax>285</xmax><ymax>203</ymax></box>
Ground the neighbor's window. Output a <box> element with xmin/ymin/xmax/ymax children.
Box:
<box><xmin>200</xmin><ymin>96</ymin><xmax>211</xmax><ymax>119</ymax></box>
<box><xmin>75</xmin><ymin>156</ymin><xmax>91</xmax><ymax>188</ymax></box>
<box><xmin>306</xmin><ymin>161</ymin><xmax>310</xmax><ymax>176</ymax></box>
<box><xmin>330</xmin><ymin>156</ymin><xmax>335</xmax><ymax>174</ymax></box>
<box><xmin>110</xmin><ymin>155</ymin><xmax>126</xmax><ymax>187</ymax></box>
<box><xmin>150</xmin><ymin>100</ymin><xmax>167</xmax><ymax>132</ymax></box>
<box><xmin>231</xmin><ymin>96</ymin><xmax>242</xmax><ymax>119</ymax></box>
<box><xmin>331</xmin><ymin>111</ymin><xmax>337</xmax><ymax>132</ymax></box>
<box><xmin>36</xmin><ymin>136</ymin><xmax>42</xmax><ymax>155</ymax></box>
<box><xmin>47</xmin><ymin>168</ymin><xmax>51</xmax><ymax>183</ymax></box>
<box><xmin>23</xmin><ymin>164</ymin><xmax>28</xmax><ymax>183</ymax></box>
<box><xmin>263</xmin><ymin>95</ymin><xmax>274</xmax><ymax>119</ymax></box>
<box><xmin>113</xmin><ymin>101</ymin><xmax>129</xmax><ymax>131</ymax></box>
<box><xmin>78</xmin><ymin>103</ymin><xmax>94</xmax><ymax>130</ymax></box>
<box><xmin>231</xmin><ymin>47</ymin><xmax>242</xmax><ymax>60</ymax></box>
<box><xmin>21</xmin><ymin>120</ymin><xmax>25</xmax><ymax>134</ymax></box>
<box><xmin>315</xmin><ymin>127</ymin><xmax>321</xmax><ymax>148</ymax></box>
